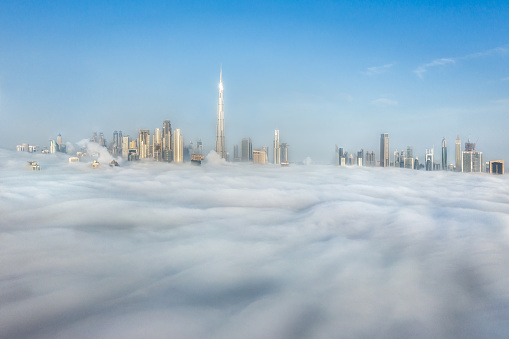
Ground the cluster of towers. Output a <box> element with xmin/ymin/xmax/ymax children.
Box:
<box><xmin>336</xmin><ymin>133</ymin><xmax>503</xmax><ymax>174</ymax></box>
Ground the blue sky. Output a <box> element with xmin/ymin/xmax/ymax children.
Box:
<box><xmin>0</xmin><ymin>1</ymin><xmax>508</xmax><ymax>163</ymax></box>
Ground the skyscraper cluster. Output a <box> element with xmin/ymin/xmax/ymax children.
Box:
<box><xmin>15</xmin><ymin>67</ymin><xmax>503</xmax><ymax>174</ymax></box>
<box><xmin>335</xmin><ymin>132</ymin><xmax>502</xmax><ymax>174</ymax></box>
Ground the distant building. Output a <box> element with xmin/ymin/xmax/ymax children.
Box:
<box><xmin>216</xmin><ymin>69</ymin><xmax>226</xmax><ymax>159</ymax></box>
<box><xmin>233</xmin><ymin>144</ymin><xmax>240</xmax><ymax>162</ymax></box>
<box><xmin>122</xmin><ymin>136</ymin><xmax>130</xmax><ymax>158</ymax></box>
<box><xmin>404</xmin><ymin>157</ymin><xmax>414</xmax><ymax>169</ymax></box>
<box><xmin>92</xmin><ymin>160</ymin><xmax>100</xmax><ymax>168</ymax></box>
<box><xmin>262</xmin><ymin>146</ymin><xmax>269</xmax><ymax>164</ymax></box>
<box><xmin>27</xmin><ymin>161</ymin><xmax>40</xmax><ymax>171</ymax></box>
<box><xmin>56</xmin><ymin>134</ymin><xmax>62</xmax><ymax>152</ymax></box>
<box><xmin>68</xmin><ymin>157</ymin><xmax>79</xmax><ymax>163</ymax></box>
<box><xmin>365</xmin><ymin>151</ymin><xmax>376</xmax><ymax>166</ymax></box>
<box><xmin>253</xmin><ymin>150</ymin><xmax>266</xmax><ymax>164</ymax></box>
<box><xmin>49</xmin><ymin>139</ymin><xmax>57</xmax><ymax>154</ymax></box>
<box><xmin>455</xmin><ymin>135</ymin><xmax>461</xmax><ymax>171</ymax></box>
<box><xmin>426</xmin><ymin>148</ymin><xmax>434</xmax><ymax>171</ymax></box>
<box><xmin>441</xmin><ymin>137</ymin><xmax>447</xmax><ymax>170</ymax></box>
<box><xmin>357</xmin><ymin>149</ymin><xmax>364</xmax><ymax>166</ymax></box>
<box><xmin>241</xmin><ymin>138</ymin><xmax>252</xmax><ymax>162</ymax></box>
<box><xmin>138</xmin><ymin>130</ymin><xmax>150</xmax><ymax>159</ymax></box>
<box><xmin>173</xmin><ymin>128</ymin><xmax>183</xmax><ymax>163</ymax></box>
<box><xmin>162</xmin><ymin>120</ymin><xmax>173</xmax><ymax>162</ymax></box>
<box><xmin>153</xmin><ymin>128</ymin><xmax>162</xmax><ymax>161</ymax></box>
<box><xmin>380</xmin><ymin>133</ymin><xmax>389</xmax><ymax>167</ymax></box>
<box><xmin>488</xmin><ymin>160</ymin><xmax>504</xmax><ymax>175</ymax></box>
<box><xmin>462</xmin><ymin>139</ymin><xmax>482</xmax><ymax>173</ymax></box>
<box><xmin>280</xmin><ymin>143</ymin><xmax>289</xmax><ymax>164</ymax></box>
<box><xmin>274</xmin><ymin>130</ymin><xmax>280</xmax><ymax>164</ymax></box>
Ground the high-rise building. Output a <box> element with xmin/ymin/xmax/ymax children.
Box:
<box><xmin>91</xmin><ymin>132</ymin><xmax>98</xmax><ymax>143</ymax></box>
<box><xmin>99</xmin><ymin>132</ymin><xmax>105</xmax><ymax>147</ymax></box>
<box><xmin>153</xmin><ymin>128</ymin><xmax>162</xmax><ymax>161</ymax></box>
<box><xmin>196</xmin><ymin>139</ymin><xmax>203</xmax><ymax>155</ymax></box>
<box><xmin>488</xmin><ymin>160</ymin><xmax>504</xmax><ymax>175</ymax></box>
<box><xmin>241</xmin><ymin>138</ymin><xmax>252</xmax><ymax>162</ymax></box>
<box><xmin>380</xmin><ymin>133</ymin><xmax>389</xmax><ymax>167</ymax></box>
<box><xmin>404</xmin><ymin>146</ymin><xmax>414</xmax><ymax>169</ymax></box>
<box><xmin>121</xmin><ymin>136</ymin><xmax>130</xmax><ymax>158</ymax></box>
<box><xmin>262</xmin><ymin>146</ymin><xmax>269</xmax><ymax>163</ymax></box>
<box><xmin>462</xmin><ymin>139</ymin><xmax>482</xmax><ymax>173</ymax></box>
<box><xmin>274</xmin><ymin>130</ymin><xmax>280</xmax><ymax>164</ymax></box>
<box><xmin>426</xmin><ymin>148</ymin><xmax>434</xmax><ymax>171</ymax></box>
<box><xmin>442</xmin><ymin>137</ymin><xmax>447</xmax><ymax>170</ymax></box>
<box><xmin>56</xmin><ymin>134</ymin><xmax>62</xmax><ymax>152</ymax></box>
<box><xmin>365</xmin><ymin>151</ymin><xmax>375</xmax><ymax>166</ymax></box>
<box><xmin>253</xmin><ymin>150</ymin><xmax>266</xmax><ymax>164</ymax></box>
<box><xmin>162</xmin><ymin>120</ymin><xmax>173</xmax><ymax>162</ymax></box>
<box><xmin>357</xmin><ymin>149</ymin><xmax>364</xmax><ymax>166</ymax></box>
<box><xmin>280</xmin><ymin>143</ymin><xmax>289</xmax><ymax>164</ymax></box>
<box><xmin>173</xmin><ymin>129</ymin><xmax>183</xmax><ymax>163</ymax></box>
<box><xmin>49</xmin><ymin>139</ymin><xmax>57</xmax><ymax>154</ymax></box>
<box><xmin>138</xmin><ymin>130</ymin><xmax>150</xmax><ymax>159</ymax></box>
<box><xmin>233</xmin><ymin>144</ymin><xmax>240</xmax><ymax>162</ymax></box>
<box><xmin>216</xmin><ymin>69</ymin><xmax>226</xmax><ymax>159</ymax></box>
<box><xmin>455</xmin><ymin>134</ymin><xmax>461</xmax><ymax>171</ymax></box>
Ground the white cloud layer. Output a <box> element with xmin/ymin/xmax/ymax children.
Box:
<box><xmin>1</xmin><ymin>149</ymin><xmax>509</xmax><ymax>338</ymax></box>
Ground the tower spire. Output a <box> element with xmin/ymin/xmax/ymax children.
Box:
<box><xmin>216</xmin><ymin>67</ymin><xmax>226</xmax><ymax>159</ymax></box>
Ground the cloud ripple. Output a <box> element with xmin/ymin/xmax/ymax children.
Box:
<box><xmin>1</xmin><ymin>149</ymin><xmax>509</xmax><ymax>338</ymax></box>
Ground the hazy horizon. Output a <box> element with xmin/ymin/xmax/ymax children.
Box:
<box><xmin>1</xmin><ymin>1</ymin><xmax>508</xmax><ymax>162</ymax></box>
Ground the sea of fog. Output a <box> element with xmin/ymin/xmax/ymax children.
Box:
<box><xmin>1</xmin><ymin>148</ymin><xmax>509</xmax><ymax>338</ymax></box>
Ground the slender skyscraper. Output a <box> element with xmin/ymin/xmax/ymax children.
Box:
<box><xmin>455</xmin><ymin>134</ymin><xmax>461</xmax><ymax>172</ymax></box>
<box><xmin>153</xmin><ymin>128</ymin><xmax>162</xmax><ymax>161</ymax></box>
<box><xmin>241</xmin><ymin>138</ymin><xmax>252</xmax><ymax>162</ymax></box>
<box><xmin>441</xmin><ymin>137</ymin><xmax>447</xmax><ymax>170</ymax></box>
<box><xmin>216</xmin><ymin>68</ymin><xmax>226</xmax><ymax>159</ymax></box>
<box><xmin>380</xmin><ymin>133</ymin><xmax>389</xmax><ymax>167</ymax></box>
<box><xmin>138</xmin><ymin>130</ymin><xmax>150</xmax><ymax>159</ymax></box>
<box><xmin>162</xmin><ymin>120</ymin><xmax>173</xmax><ymax>162</ymax></box>
<box><xmin>274</xmin><ymin>130</ymin><xmax>280</xmax><ymax>164</ymax></box>
<box><xmin>173</xmin><ymin>129</ymin><xmax>183</xmax><ymax>163</ymax></box>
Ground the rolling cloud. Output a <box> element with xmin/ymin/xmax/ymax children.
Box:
<box><xmin>1</xmin><ymin>149</ymin><xmax>508</xmax><ymax>338</ymax></box>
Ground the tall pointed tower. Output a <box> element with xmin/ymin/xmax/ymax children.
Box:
<box><xmin>216</xmin><ymin>68</ymin><xmax>226</xmax><ymax>158</ymax></box>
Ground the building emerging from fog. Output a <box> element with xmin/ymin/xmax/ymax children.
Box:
<box><xmin>380</xmin><ymin>133</ymin><xmax>389</xmax><ymax>167</ymax></box>
<box><xmin>241</xmin><ymin>138</ymin><xmax>252</xmax><ymax>162</ymax></box>
<box><xmin>280</xmin><ymin>143</ymin><xmax>289</xmax><ymax>165</ymax></box>
<box><xmin>426</xmin><ymin>148</ymin><xmax>434</xmax><ymax>171</ymax></box>
<box><xmin>173</xmin><ymin>129</ymin><xmax>183</xmax><ymax>163</ymax></box>
<box><xmin>153</xmin><ymin>128</ymin><xmax>162</xmax><ymax>161</ymax></box>
<box><xmin>365</xmin><ymin>151</ymin><xmax>375</xmax><ymax>167</ymax></box>
<box><xmin>216</xmin><ymin>69</ymin><xmax>226</xmax><ymax>159</ymax></box>
<box><xmin>462</xmin><ymin>139</ymin><xmax>482</xmax><ymax>173</ymax></box>
<box><xmin>162</xmin><ymin>120</ymin><xmax>173</xmax><ymax>162</ymax></box>
<box><xmin>274</xmin><ymin>130</ymin><xmax>280</xmax><ymax>164</ymax></box>
<box><xmin>488</xmin><ymin>160</ymin><xmax>504</xmax><ymax>174</ymax></box>
<box><xmin>455</xmin><ymin>135</ymin><xmax>461</xmax><ymax>171</ymax></box>
<box><xmin>138</xmin><ymin>130</ymin><xmax>150</xmax><ymax>159</ymax></box>
<box><xmin>442</xmin><ymin>137</ymin><xmax>447</xmax><ymax>170</ymax></box>
<box><xmin>253</xmin><ymin>150</ymin><xmax>266</xmax><ymax>164</ymax></box>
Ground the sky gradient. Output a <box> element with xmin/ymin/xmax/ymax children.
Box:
<box><xmin>0</xmin><ymin>1</ymin><xmax>508</xmax><ymax>163</ymax></box>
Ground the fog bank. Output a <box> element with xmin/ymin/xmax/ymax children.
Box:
<box><xmin>1</xmin><ymin>149</ymin><xmax>508</xmax><ymax>338</ymax></box>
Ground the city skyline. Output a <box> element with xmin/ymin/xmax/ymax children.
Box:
<box><xmin>0</xmin><ymin>2</ymin><xmax>508</xmax><ymax>163</ymax></box>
